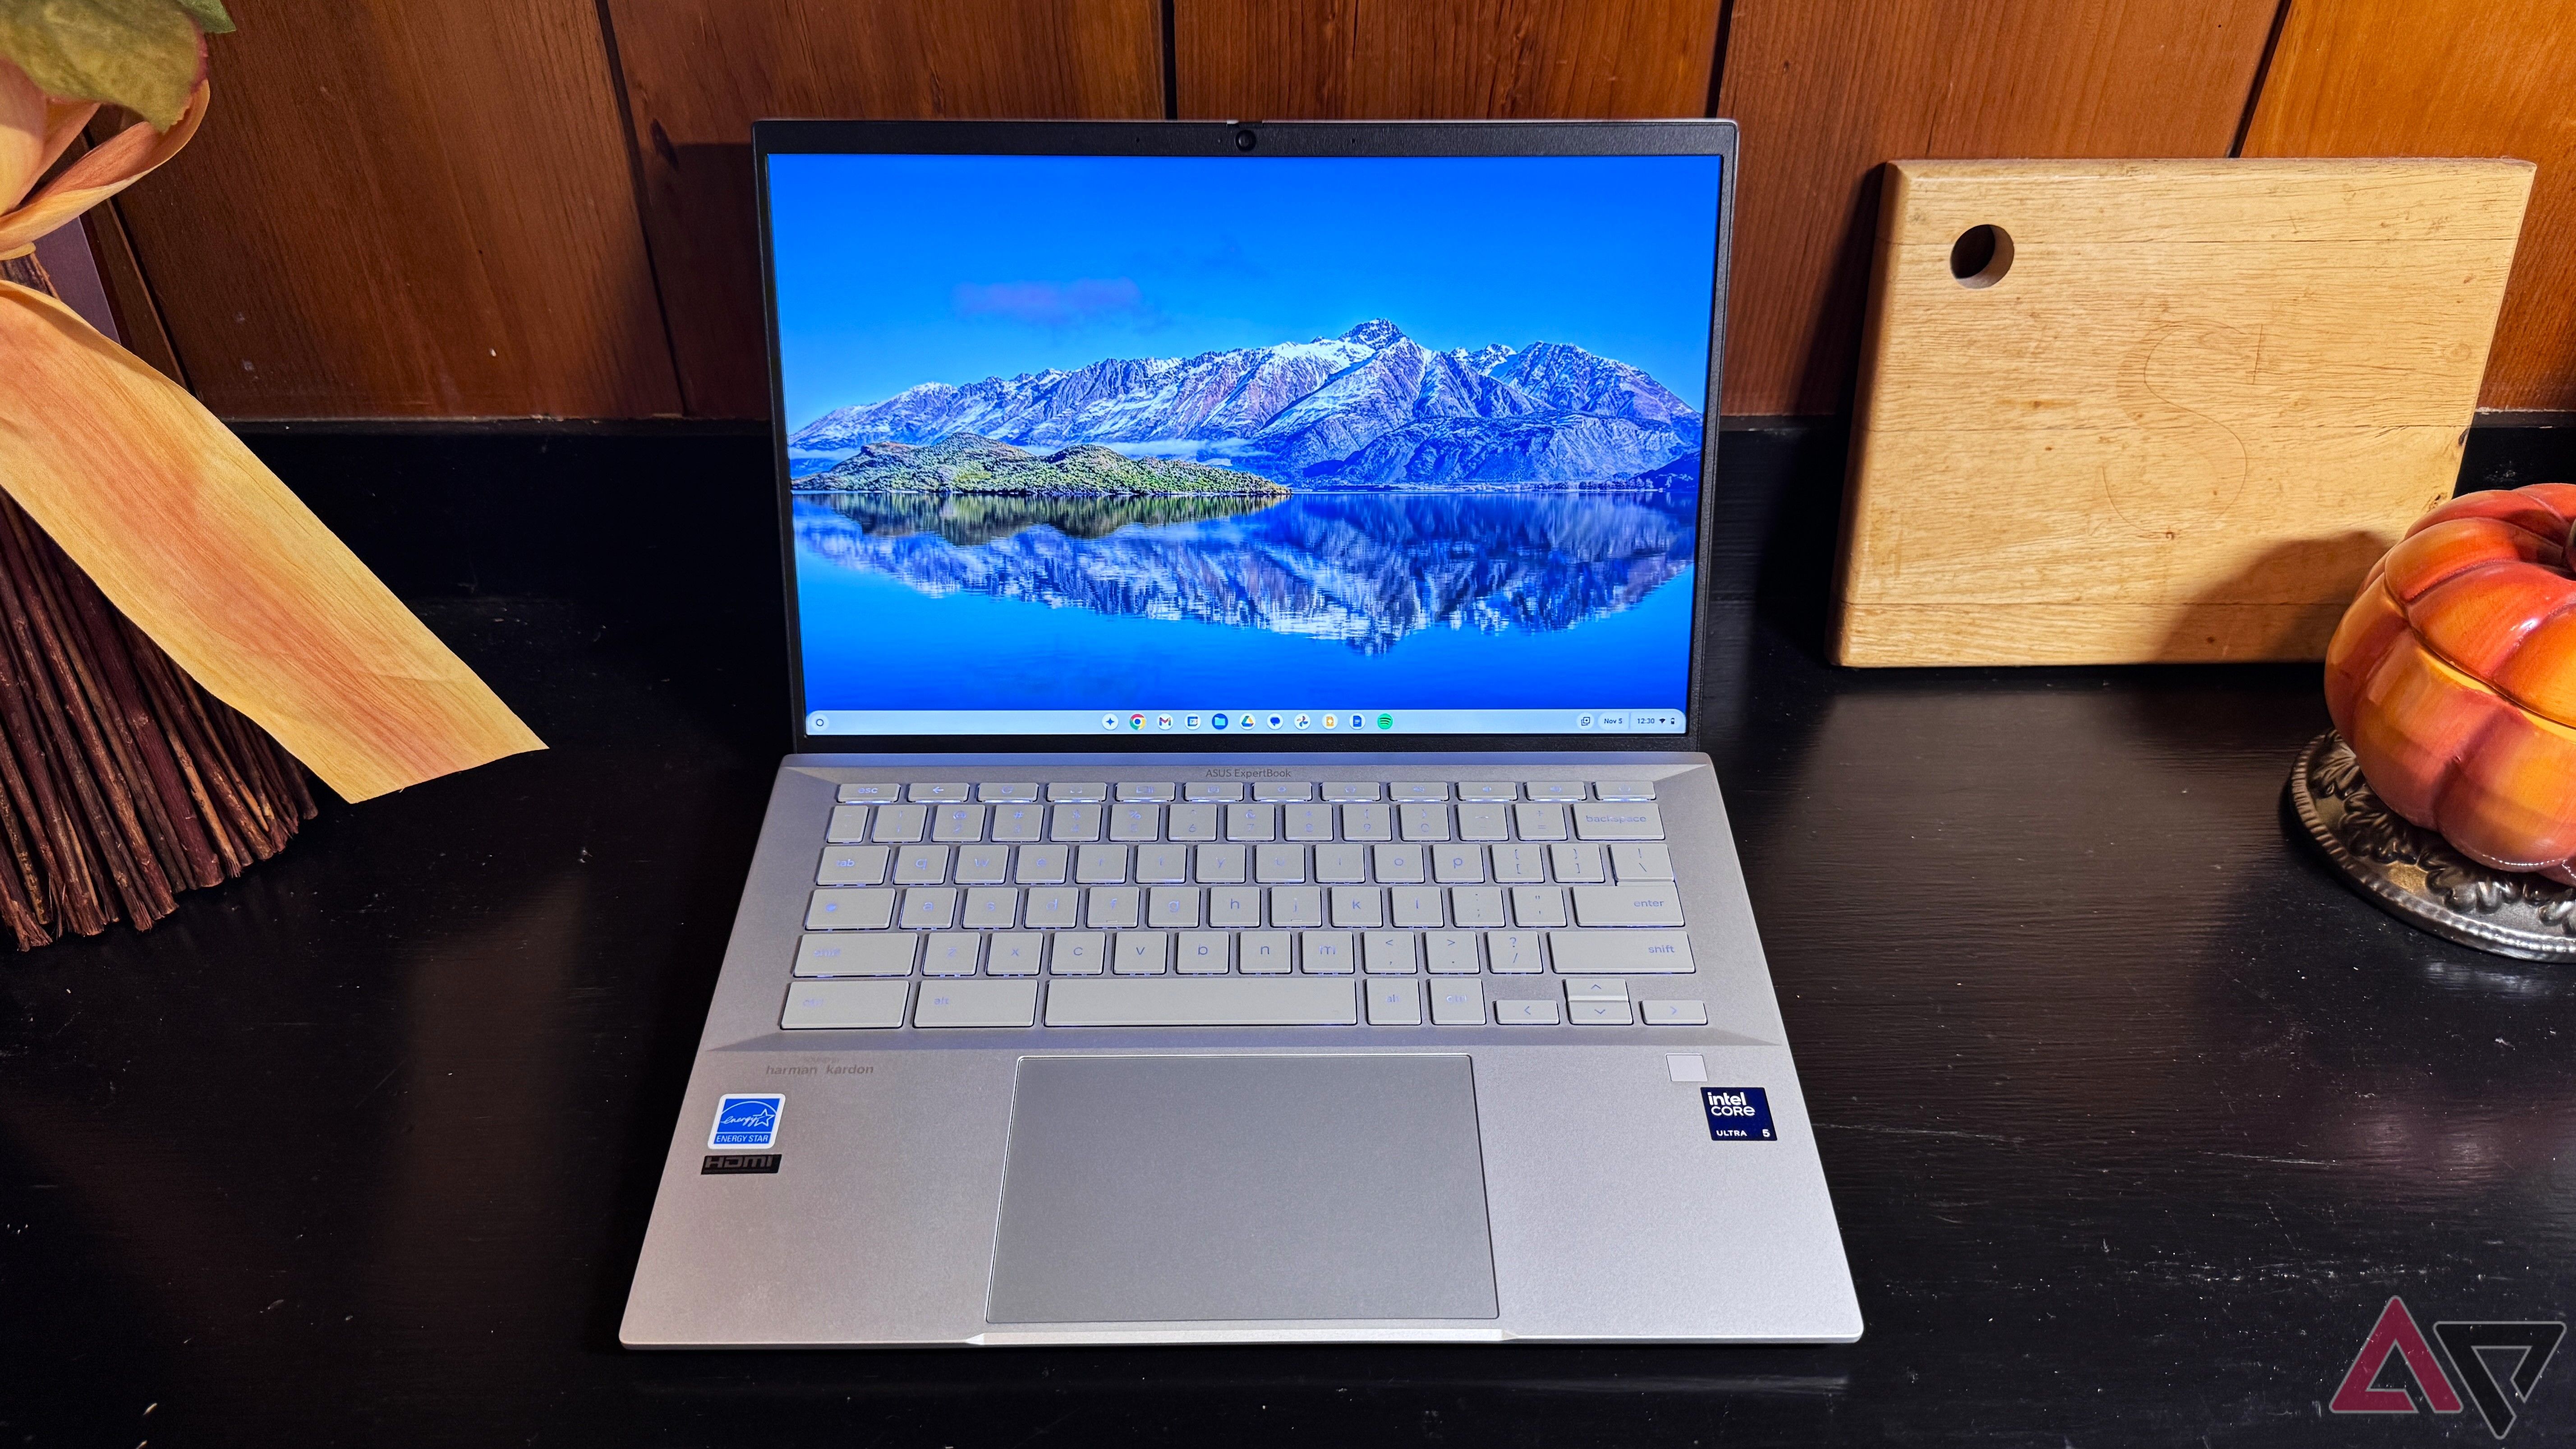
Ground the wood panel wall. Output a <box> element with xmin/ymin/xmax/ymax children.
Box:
<box><xmin>87</xmin><ymin>0</ymin><xmax>2576</xmax><ymax>419</ymax></box>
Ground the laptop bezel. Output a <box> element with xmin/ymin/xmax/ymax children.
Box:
<box><xmin>750</xmin><ymin>118</ymin><xmax>1739</xmax><ymax>756</ymax></box>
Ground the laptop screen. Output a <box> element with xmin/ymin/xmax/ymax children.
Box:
<box><xmin>767</xmin><ymin>147</ymin><xmax>1724</xmax><ymax>740</ymax></box>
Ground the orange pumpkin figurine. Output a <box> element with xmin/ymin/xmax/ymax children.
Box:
<box><xmin>2326</xmin><ymin>482</ymin><xmax>2576</xmax><ymax>883</ymax></box>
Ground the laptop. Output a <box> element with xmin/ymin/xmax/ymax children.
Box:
<box><xmin>621</xmin><ymin>119</ymin><xmax>1861</xmax><ymax>1346</ymax></box>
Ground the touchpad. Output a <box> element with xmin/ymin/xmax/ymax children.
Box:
<box><xmin>987</xmin><ymin>1054</ymin><xmax>1498</xmax><ymax>1323</ymax></box>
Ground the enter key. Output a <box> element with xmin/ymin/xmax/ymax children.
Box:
<box><xmin>1570</xmin><ymin>884</ymin><xmax>1684</xmax><ymax>927</ymax></box>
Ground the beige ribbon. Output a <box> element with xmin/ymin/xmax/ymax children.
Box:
<box><xmin>0</xmin><ymin>66</ymin><xmax>204</xmax><ymax>259</ymax></box>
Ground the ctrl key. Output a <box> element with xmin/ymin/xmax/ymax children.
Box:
<box><xmin>781</xmin><ymin>978</ymin><xmax>908</xmax><ymax>1030</ymax></box>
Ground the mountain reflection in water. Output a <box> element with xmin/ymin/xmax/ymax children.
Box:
<box><xmin>791</xmin><ymin>487</ymin><xmax>1695</xmax><ymax>655</ymax></box>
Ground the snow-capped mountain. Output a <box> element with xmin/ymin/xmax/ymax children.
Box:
<box><xmin>787</xmin><ymin>320</ymin><xmax>1701</xmax><ymax>489</ymax></box>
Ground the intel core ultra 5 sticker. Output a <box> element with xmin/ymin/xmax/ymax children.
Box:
<box><xmin>1702</xmin><ymin>1087</ymin><xmax>1775</xmax><ymax>1141</ymax></box>
<box><xmin>710</xmin><ymin>1094</ymin><xmax>785</xmax><ymax>1149</ymax></box>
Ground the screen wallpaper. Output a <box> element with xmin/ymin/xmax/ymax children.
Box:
<box><xmin>771</xmin><ymin>151</ymin><xmax>1724</xmax><ymax>737</ymax></box>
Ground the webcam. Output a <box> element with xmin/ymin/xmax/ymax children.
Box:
<box><xmin>1234</xmin><ymin>129</ymin><xmax>1258</xmax><ymax>152</ymax></box>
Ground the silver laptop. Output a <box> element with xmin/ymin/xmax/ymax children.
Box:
<box><xmin>621</xmin><ymin>119</ymin><xmax>1860</xmax><ymax>1346</ymax></box>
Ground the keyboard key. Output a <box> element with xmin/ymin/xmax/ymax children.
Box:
<box><xmin>1612</xmin><ymin>843</ymin><xmax>1676</xmax><ymax>882</ymax></box>
<box><xmin>1399</xmin><ymin>803</ymin><xmax>1451</xmax><ymax>841</ymax></box>
<box><xmin>1087</xmin><ymin>886</ymin><xmax>1141</xmax><ymax>929</ymax></box>
<box><xmin>1184</xmin><ymin>781</ymin><xmax>1244</xmax><ymax>802</ymax></box>
<box><xmin>931</xmin><ymin>804</ymin><xmax>984</xmax><ymax>842</ymax></box>
<box><xmin>1227</xmin><ymin>803</ymin><xmax>1276</xmax><ymax>841</ymax></box>
<box><xmin>1116</xmin><ymin>781</ymin><xmax>1176</xmax><ymax>802</ymax></box>
<box><xmin>1550</xmin><ymin>842</ymin><xmax>1608</xmax><ymax>883</ymax></box>
<box><xmin>1642</xmin><ymin>999</ymin><xmax>1708</xmax><ymax>1025</ymax></box>
<box><xmin>1342</xmin><ymin>803</ymin><xmax>1393</xmax><ymax>841</ymax></box>
<box><xmin>1457</xmin><ymin>803</ymin><xmax>1510</xmax><ymax>841</ymax></box>
<box><xmin>1458</xmin><ymin>782</ymin><xmax>1516</xmax><ymax>803</ymax></box>
<box><xmin>892</xmin><ymin>846</ymin><xmax>948</xmax><ymax>885</ymax></box>
<box><xmin>826</xmin><ymin>804</ymin><xmax>870</xmax><ymax>843</ymax></box>
<box><xmin>872</xmin><ymin>804</ymin><xmax>927</xmax><ymax>843</ymax></box>
<box><xmin>1513</xmin><ymin>802</ymin><xmax>1569</xmax><ymax>841</ymax></box>
<box><xmin>1270</xmin><ymin>885</ymin><xmax>1324</xmax><ymax>928</ymax></box>
<box><xmin>911</xmin><ymin>782</ymin><xmax>971</xmax><ymax>803</ymax></box>
<box><xmin>1208</xmin><ymin>885</ymin><xmax>1262</xmax><ymax>927</ymax></box>
<box><xmin>1168</xmin><ymin>803</ymin><xmax>1220</xmax><ymax>842</ymax></box>
<box><xmin>1574</xmin><ymin>802</ymin><xmax>1664</xmax><ymax>841</ymax></box>
<box><xmin>1302</xmin><ymin>932</ymin><xmax>1356</xmax><ymax>974</ymax></box>
<box><xmin>1148</xmin><ymin>886</ymin><xmax>1201</xmax><ymax>928</ymax></box>
<box><xmin>1051</xmin><ymin>803</ymin><xmax>1103</xmax><ymax>842</ymax></box>
<box><xmin>1424</xmin><ymin>931</ymin><xmax>1480</xmax><ymax>975</ymax></box>
<box><xmin>1495</xmin><ymin>998</ymin><xmax>1561</xmax><ymax>1025</ymax></box>
<box><xmin>1315</xmin><ymin>843</ymin><xmax>1369</xmax><ymax>884</ymax></box>
<box><xmin>990</xmin><ymin>804</ymin><xmax>1044</xmax><ymax>842</ymax></box>
<box><xmin>961</xmin><ymin>888</ymin><xmax>1017</xmax><ymax>929</ymax></box>
<box><xmin>1511</xmin><ymin>886</ymin><xmax>1568</xmax><ymax>928</ymax></box>
<box><xmin>1451</xmin><ymin>887</ymin><xmax>1506</xmax><ymax>928</ymax></box>
<box><xmin>1196</xmin><ymin>844</ymin><xmax>1248</xmax><ymax>884</ymax></box>
<box><xmin>1135</xmin><ymin>844</ymin><xmax>1191</xmax><ymax>883</ymax></box>
<box><xmin>915</xmin><ymin>978</ymin><xmax>1037</xmax><ymax>1027</ymax></box>
<box><xmin>818</xmin><ymin>845</ymin><xmax>890</xmax><ymax>886</ymax></box>
<box><xmin>1238</xmin><ymin>930</ymin><xmax>1295</xmax><ymax>974</ymax></box>
<box><xmin>1366</xmin><ymin>977</ymin><xmax>1422</xmax><ymax>1025</ymax></box>
<box><xmin>1596</xmin><ymin>781</ymin><xmax>1658</xmax><ymax>801</ymax></box>
<box><xmin>953</xmin><ymin>846</ymin><xmax>1010</xmax><ymax>885</ymax></box>
<box><xmin>794</xmin><ymin>932</ymin><xmax>914</xmax><ymax>977</ymax></box>
<box><xmin>1565</xmin><ymin>977</ymin><xmax>1627</xmax><ymax>1002</ymax></box>
<box><xmin>1255</xmin><ymin>844</ymin><xmax>1306</xmax><ymax>883</ymax></box>
<box><xmin>1527</xmin><ymin>782</ymin><xmax>1587</xmax><ymax>802</ymax></box>
<box><xmin>1321</xmin><ymin>781</ymin><xmax>1381</xmax><ymax>802</ymax></box>
<box><xmin>806</xmin><ymin>888</ymin><xmax>894</xmax><ymax>931</ymax></box>
<box><xmin>837</xmin><ymin>782</ymin><xmax>900</xmax><ymax>804</ymax></box>
<box><xmin>922</xmin><ymin>934</ymin><xmax>981</xmax><ymax>975</ymax></box>
<box><xmin>782</xmin><ymin>979</ymin><xmax>907</xmax><ymax>1029</ymax></box>
<box><xmin>979</xmin><ymin>782</ymin><xmax>1039</xmax><ymax>803</ymax></box>
<box><xmin>1329</xmin><ymin>886</ymin><xmax>1384</xmax><ymax>928</ymax></box>
<box><xmin>1044</xmin><ymin>977</ymin><xmax>1356</xmax><ymax>1026</ymax></box>
<box><xmin>899</xmin><ymin>888</ymin><xmax>958</xmax><ymax>929</ymax></box>
<box><xmin>1175</xmin><ymin>930</ymin><xmax>1230</xmax><ymax>974</ymax></box>
<box><xmin>1050</xmin><ymin>931</ymin><xmax>1106</xmax><ymax>975</ymax></box>
<box><xmin>1491</xmin><ymin>843</ymin><xmax>1548</xmax><ymax>883</ymax></box>
<box><xmin>1569</xmin><ymin>998</ymin><xmax>1635</xmax><ymax>1026</ymax></box>
<box><xmin>1430</xmin><ymin>979</ymin><xmax>1485</xmax><ymax>1025</ymax></box>
<box><xmin>1486</xmin><ymin>929</ymin><xmax>1546</xmax><ymax>974</ymax></box>
<box><xmin>1022</xmin><ymin>888</ymin><xmax>1080</xmax><ymax>928</ymax></box>
<box><xmin>1109</xmin><ymin>803</ymin><xmax>1160</xmax><ymax>842</ymax></box>
<box><xmin>1363</xmin><ymin>931</ymin><xmax>1418</xmax><ymax>975</ymax></box>
<box><xmin>1391</xmin><ymin>782</ymin><xmax>1448</xmax><ymax>801</ymax></box>
<box><xmin>1389</xmin><ymin>885</ymin><xmax>1444</xmax><ymax>928</ymax></box>
<box><xmin>1375</xmin><ymin>844</ymin><xmax>1426</xmax><ymax>884</ymax></box>
<box><xmin>1571</xmin><ymin>884</ymin><xmax>1684</xmax><ymax>927</ymax></box>
<box><xmin>1550</xmin><ymin>929</ymin><xmax>1695</xmax><ymax>974</ymax></box>
<box><xmin>1075</xmin><ymin>844</ymin><xmax>1128</xmax><ymax>884</ymax></box>
<box><xmin>986</xmin><ymin>933</ymin><xmax>1045</xmax><ymax>976</ymax></box>
<box><xmin>1253</xmin><ymin>780</ymin><xmax>1312</xmax><ymax>802</ymax></box>
<box><xmin>1282</xmin><ymin>802</ymin><xmax>1334</xmax><ymax>841</ymax></box>
<box><xmin>1048</xmin><ymin>782</ymin><xmax>1108</xmax><ymax>802</ymax></box>
<box><xmin>1112</xmin><ymin>931</ymin><xmax>1169</xmax><ymax>975</ymax></box>
<box><xmin>1432</xmin><ymin>844</ymin><xmax>1485</xmax><ymax>884</ymax></box>
<box><xmin>1015</xmin><ymin>843</ymin><xmax>1070</xmax><ymax>884</ymax></box>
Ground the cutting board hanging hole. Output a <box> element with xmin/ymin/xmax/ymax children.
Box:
<box><xmin>1949</xmin><ymin>224</ymin><xmax>2014</xmax><ymax>288</ymax></box>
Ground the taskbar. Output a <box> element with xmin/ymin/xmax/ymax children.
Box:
<box><xmin>804</xmin><ymin>708</ymin><xmax>1688</xmax><ymax>737</ymax></box>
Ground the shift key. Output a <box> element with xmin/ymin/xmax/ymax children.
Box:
<box><xmin>1570</xmin><ymin>884</ymin><xmax>1684</xmax><ymax>927</ymax></box>
<box><xmin>1550</xmin><ymin>930</ymin><xmax>1695</xmax><ymax>974</ymax></box>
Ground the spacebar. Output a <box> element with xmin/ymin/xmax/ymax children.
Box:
<box><xmin>1044</xmin><ymin>978</ymin><xmax>1358</xmax><ymax>1026</ymax></box>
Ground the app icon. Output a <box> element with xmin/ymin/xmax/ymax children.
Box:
<box><xmin>1187</xmin><ymin>714</ymin><xmax>1201</xmax><ymax>728</ymax></box>
<box><xmin>1158</xmin><ymin>713</ymin><xmax>1174</xmax><ymax>730</ymax></box>
<box><xmin>808</xmin><ymin>713</ymin><xmax>830</xmax><ymax>733</ymax></box>
<box><xmin>1577</xmin><ymin>713</ymin><xmax>1595</xmax><ymax>728</ymax></box>
<box><xmin>1212</xmin><ymin>713</ymin><xmax>1229</xmax><ymax>730</ymax></box>
<box><xmin>1323</xmin><ymin>714</ymin><xmax>1338</xmax><ymax>729</ymax></box>
<box><xmin>1294</xmin><ymin>713</ymin><xmax>1311</xmax><ymax>729</ymax></box>
<box><xmin>1376</xmin><ymin>713</ymin><xmax>1393</xmax><ymax>730</ymax></box>
<box><xmin>1129</xmin><ymin>713</ymin><xmax>1145</xmax><ymax>731</ymax></box>
<box><xmin>1267</xmin><ymin>713</ymin><xmax>1284</xmax><ymax>729</ymax></box>
<box><xmin>1100</xmin><ymin>713</ymin><xmax>1118</xmax><ymax>730</ymax></box>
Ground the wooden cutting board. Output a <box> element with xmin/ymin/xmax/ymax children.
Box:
<box><xmin>1834</xmin><ymin>158</ymin><xmax>2534</xmax><ymax>666</ymax></box>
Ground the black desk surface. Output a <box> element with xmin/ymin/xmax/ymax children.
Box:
<box><xmin>6</xmin><ymin>428</ymin><xmax>2573</xmax><ymax>1446</ymax></box>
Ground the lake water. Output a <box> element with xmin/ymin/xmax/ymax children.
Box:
<box><xmin>792</xmin><ymin>488</ymin><xmax>1697</xmax><ymax>710</ymax></box>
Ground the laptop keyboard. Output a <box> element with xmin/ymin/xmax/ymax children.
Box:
<box><xmin>781</xmin><ymin>778</ymin><xmax>1707</xmax><ymax>1031</ymax></box>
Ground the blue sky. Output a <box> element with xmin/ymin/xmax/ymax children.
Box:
<box><xmin>767</xmin><ymin>153</ymin><xmax>1725</xmax><ymax>431</ymax></box>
